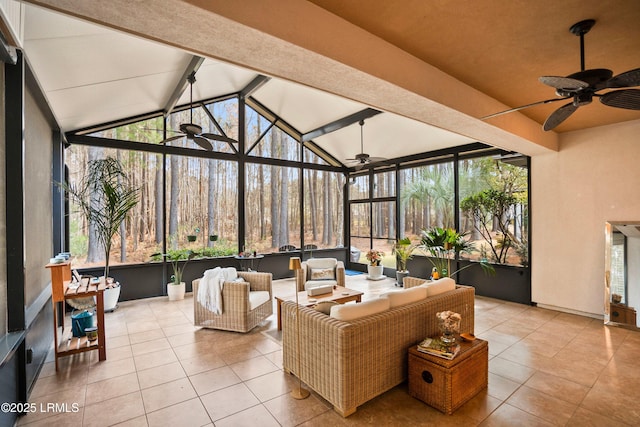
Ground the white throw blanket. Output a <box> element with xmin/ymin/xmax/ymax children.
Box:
<box><xmin>197</xmin><ymin>267</ymin><xmax>238</xmax><ymax>314</ymax></box>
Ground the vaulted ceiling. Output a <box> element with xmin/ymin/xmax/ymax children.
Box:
<box><xmin>15</xmin><ymin>0</ymin><xmax>640</xmax><ymax>162</ymax></box>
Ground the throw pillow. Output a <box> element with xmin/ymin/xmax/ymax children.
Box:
<box><xmin>420</xmin><ymin>277</ymin><xmax>456</xmax><ymax>297</ymax></box>
<box><xmin>330</xmin><ymin>298</ymin><xmax>390</xmax><ymax>321</ymax></box>
<box><xmin>313</xmin><ymin>300</ymin><xmax>339</xmax><ymax>315</ymax></box>
<box><xmin>379</xmin><ymin>286</ymin><xmax>427</xmax><ymax>308</ymax></box>
<box><xmin>310</xmin><ymin>268</ymin><xmax>335</xmax><ymax>281</ymax></box>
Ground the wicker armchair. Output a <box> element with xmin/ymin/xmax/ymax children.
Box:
<box><xmin>296</xmin><ymin>258</ymin><xmax>345</xmax><ymax>291</ymax></box>
<box><xmin>193</xmin><ymin>271</ymin><xmax>273</xmax><ymax>333</ymax></box>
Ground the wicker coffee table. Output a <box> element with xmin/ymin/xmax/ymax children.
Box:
<box><xmin>275</xmin><ymin>285</ymin><xmax>363</xmax><ymax>330</ymax></box>
<box><xmin>408</xmin><ymin>338</ymin><xmax>488</xmax><ymax>414</ymax></box>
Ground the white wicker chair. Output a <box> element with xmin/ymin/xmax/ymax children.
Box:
<box><xmin>296</xmin><ymin>258</ymin><xmax>345</xmax><ymax>292</ymax></box>
<box><xmin>193</xmin><ymin>271</ymin><xmax>273</xmax><ymax>333</ymax></box>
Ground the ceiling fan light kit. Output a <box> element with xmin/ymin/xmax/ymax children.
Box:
<box><xmin>483</xmin><ymin>19</ymin><xmax>640</xmax><ymax>131</ymax></box>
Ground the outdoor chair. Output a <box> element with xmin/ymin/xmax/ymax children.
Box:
<box><xmin>193</xmin><ymin>270</ymin><xmax>273</xmax><ymax>333</ymax></box>
<box><xmin>296</xmin><ymin>257</ymin><xmax>345</xmax><ymax>292</ymax></box>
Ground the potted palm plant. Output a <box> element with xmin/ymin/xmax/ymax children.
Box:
<box><xmin>392</xmin><ymin>237</ymin><xmax>417</xmax><ymax>286</ymax></box>
<box><xmin>420</xmin><ymin>227</ymin><xmax>494</xmax><ymax>279</ymax></box>
<box><xmin>60</xmin><ymin>157</ymin><xmax>139</xmax><ymax>311</ymax></box>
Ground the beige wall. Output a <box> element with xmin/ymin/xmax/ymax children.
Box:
<box><xmin>532</xmin><ymin>119</ymin><xmax>640</xmax><ymax>317</ymax></box>
<box><xmin>24</xmin><ymin>86</ymin><xmax>53</xmax><ymax>307</ymax></box>
<box><xmin>0</xmin><ymin>65</ymin><xmax>6</xmax><ymax>335</ymax></box>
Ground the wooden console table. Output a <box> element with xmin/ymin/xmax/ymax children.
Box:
<box><xmin>46</xmin><ymin>262</ymin><xmax>107</xmax><ymax>371</ymax></box>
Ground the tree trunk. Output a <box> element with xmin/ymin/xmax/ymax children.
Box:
<box><xmin>310</xmin><ymin>170</ymin><xmax>318</xmax><ymax>241</ymax></box>
<box><xmin>169</xmin><ymin>154</ymin><xmax>180</xmax><ymax>249</ymax></box>
<box><xmin>270</xmin><ymin>135</ymin><xmax>280</xmax><ymax>249</ymax></box>
<box><xmin>387</xmin><ymin>176</ymin><xmax>395</xmax><ymax>240</ymax></box>
<box><xmin>208</xmin><ymin>158</ymin><xmax>216</xmax><ymax>247</ymax></box>
<box><xmin>258</xmin><ymin>163</ymin><xmax>265</xmax><ymax>240</ymax></box>
<box><xmin>117</xmin><ymin>151</ymin><xmax>127</xmax><ymax>262</ymax></box>
<box><xmin>322</xmin><ymin>173</ymin><xmax>329</xmax><ymax>245</ymax></box>
<box><xmin>86</xmin><ymin>146</ymin><xmax>105</xmax><ymax>263</ymax></box>
<box><xmin>155</xmin><ymin>153</ymin><xmax>163</xmax><ymax>244</ymax></box>
<box><xmin>278</xmin><ymin>139</ymin><xmax>289</xmax><ymax>245</ymax></box>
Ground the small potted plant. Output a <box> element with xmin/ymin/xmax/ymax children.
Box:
<box><xmin>392</xmin><ymin>237</ymin><xmax>416</xmax><ymax>286</ymax></box>
<box><xmin>187</xmin><ymin>227</ymin><xmax>200</xmax><ymax>242</ymax></box>
<box><xmin>161</xmin><ymin>250</ymin><xmax>196</xmax><ymax>301</ymax></box>
<box><xmin>365</xmin><ymin>249</ymin><xmax>385</xmax><ymax>280</ymax></box>
<box><xmin>209</xmin><ymin>234</ymin><xmax>218</xmax><ymax>242</ymax></box>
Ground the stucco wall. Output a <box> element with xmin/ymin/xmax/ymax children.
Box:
<box><xmin>24</xmin><ymin>86</ymin><xmax>52</xmax><ymax>307</ymax></box>
<box><xmin>0</xmin><ymin>64</ymin><xmax>7</xmax><ymax>335</ymax></box>
<box><xmin>532</xmin><ymin>119</ymin><xmax>640</xmax><ymax>317</ymax></box>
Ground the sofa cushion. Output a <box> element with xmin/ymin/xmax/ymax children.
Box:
<box><xmin>314</xmin><ymin>300</ymin><xmax>339</xmax><ymax>315</ymax></box>
<box><xmin>249</xmin><ymin>291</ymin><xmax>270</xmax><ymax>310</ymax></box>
<box><xmin>329</xmin><ymin>298</ymin><xmax>390</xmax><ymax>321</ymax></box>
<box><xmin>306</xmin><ymin>258</ymin><xmax>337</xmax><ymax>280</ymax></box>
<box><xmin>379</xmin><ymin>286</ymin><xmax>428</xmax><ymax>308</ymax></box>
<box><xmin>420</xmin><ymin>277</ymin><xmax>456</xmax><ymax>296</ymax></box>
<box><xmin>306</xmin><ymin>258</ymin><xmax>338</xmax><ymax>269</ymax></box>
<box><xmin>310</xmin><ymin>268</ymin><xmax>335</xmax><ymax>281</ymax></box>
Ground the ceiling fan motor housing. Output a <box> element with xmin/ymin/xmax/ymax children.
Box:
<box><xmin>180</xmin><ymin>123</ymin><xmax>203</xmax><ymax>135</ymax></box>
<box><xmin>573</xmin><ymin>92</ymin><xmax>592</xmax><ymax>107</ymax></box>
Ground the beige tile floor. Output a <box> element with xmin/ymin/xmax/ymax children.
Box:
<box><xmin>18</xmin><ymin>274</ymin><xmax>640</xmax><ymax>426</ymax></box>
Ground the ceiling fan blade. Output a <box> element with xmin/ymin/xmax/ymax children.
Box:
<box><xmin>200</xmin><ymin>133</ymin><xmax>238</xmax><ymax>144</ymax></box>
<box><xmin>481</xmin><ymin>97</ymin><xmax>570</xmax><ymax>120</ymax></box>
<box><xmin>192</xmin><ymin>136</ymin><xmax>213</xmax><ymax>151</ymax></box>
<box><xmin>539</xmin><ymin>76</ymin><xmax>588</xmax><ymax>91</ymax></box>
<box><xmin>160</xmin><ymin>134</ymin><xmax>185</xmax><ymax>144</ymax></box>
<box><xmin>607</xmin><ymin>68</ymin><xmax>640</xmax><ymax>89</ymax></box>
<box><xmin>600</xmin><ymin>89</ymin><xmax>640</xmax><ymax>110</ymax></box>
<box><xmin>367</xmin><ymin>156</ymin><xmax>387</xmax><ymax>163</ymax></box>
<box><xmin>543</xmin><ymin>102</ymin><xmax>579</xmax><ymax>131</ymax></box>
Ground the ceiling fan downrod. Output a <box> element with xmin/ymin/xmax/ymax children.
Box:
<box><xmin>569</xmin><ymin>19</ymin><xmax>595</xmax><ymax>72</ymax></box>
<box><xmin>187</xmin><ymin>71</ymin><xmax>196</xmax><ymax>123</ymax></box>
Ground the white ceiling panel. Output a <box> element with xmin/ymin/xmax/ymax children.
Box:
<box><xmin>48</xmin><ymin>73</ymin><xmax>180</xmax><ymax>130</ymax></box>
<box><xmin>252</xmin><ymin>77</ymin><xmax>365</xmax><ymax>133</ymax></box>
<box><xmin>24</xmin><ymin>3</ymin><xmax>106</xmax><ymax>39</ymax></box>
<box><xmin>176</xmin><ymin>59</ymin><xmax>260</xmax><ymax>105</ymax></box>
<box><xmin>23</xmin><ymin>3</ymin><xmax>486</xmax><ymax>165</ymax></box>
<box><xmin>315</xmin><ymin>113</ymin><xmax>476</xmax><ymax>164</ymax></box>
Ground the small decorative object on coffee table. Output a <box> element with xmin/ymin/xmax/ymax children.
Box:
<box><xmin>436</xmin><ymin>310</ymin><xmax>461</xmax><ymax>345</ymax></box>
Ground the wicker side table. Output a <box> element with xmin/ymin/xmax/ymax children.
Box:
<box><xmin>408</xmin><ymin>338</ymin><xmax>488</xmax><ymax>414</ymax></box>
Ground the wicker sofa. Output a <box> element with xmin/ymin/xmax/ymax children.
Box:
<box><xmin>281</xmin><ymin>277</ymin><xmax>475</xmax><ymax>416</ymax></box>
<box><xmin>193</xmin><ymin>271</ymin><xmax>272</xmax><ymax>333</ymax></box>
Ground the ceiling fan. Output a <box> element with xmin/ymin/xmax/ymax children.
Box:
<box><xmin>344</xmin><ymin>119</ymin><xmax>387</xmax><ymax>170</ymax></box>
<box><xmin>161</xmin><ymin>71</ymin><xmax>238</xmax><ymax>149</ymax></box>
<box><xmin>482</xmin><ymin>19</ymin><xmax>640</xmax><ymax>131</ymax></box>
